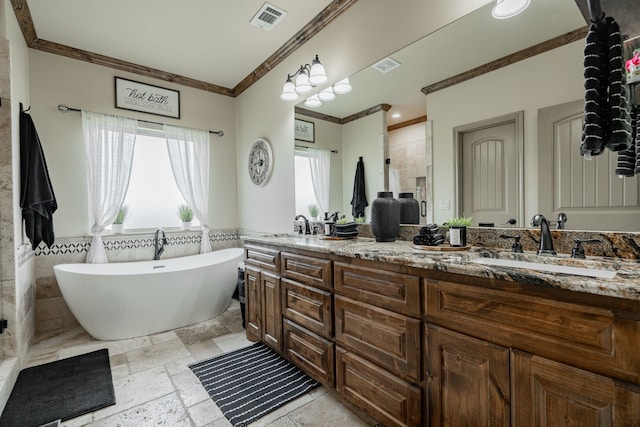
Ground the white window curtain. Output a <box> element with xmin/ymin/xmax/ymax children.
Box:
<box><xmin>307</xmin><ymin>148</ymin><xmax>330</xmax><ymax>215</ymax></box>
<box><xmin>164</xmin><ymin>124</ymin><xmax>212</xmax><ymax>253</ymax></box>
<box><xmin>82</xmin><ymin>111</ymin><xmax>137</xmax><ymax>263</ymax></box>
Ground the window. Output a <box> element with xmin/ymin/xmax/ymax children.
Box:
<box><xmin>119</xmin><ymin>131</ymin><xmax>200</xmax><ymax>230</ymax></box>
<box><xmin>294</xmin><ymin>152</ymin><xmax>320</xmax><ymax>219</ymax></box>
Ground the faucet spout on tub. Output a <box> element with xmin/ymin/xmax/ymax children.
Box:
<box><xmin>154</xmin><ymin>228</ymin><xmax>168</xmax><ymax>260</ymax></box>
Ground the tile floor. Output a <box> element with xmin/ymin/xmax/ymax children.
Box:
<box><xmin>24</xmin><ymin>300</ymin><xmax>370</xmax><ymax>427</ymax></box>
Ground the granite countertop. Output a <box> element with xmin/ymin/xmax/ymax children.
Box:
<box><xmin>242</xmin><ymin>234</ymin><xmax>640</xmax><ymax>302</ymax></box>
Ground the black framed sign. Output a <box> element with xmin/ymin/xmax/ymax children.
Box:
<box><xmin>115</xmin><ymin>77</ymin><xmax>181</xmax><ymax>119</ymax></box>
<box><xmin>295</xmin><ymin>119</ymin><xmax>315</xmax><ymax>142</ymax></box>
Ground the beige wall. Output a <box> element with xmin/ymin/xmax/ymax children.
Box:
<box><xmin>28</xmin><ymin>50</ymin><xmax>239</xmax><ymax>237</ymax></box>
<box><xmin>427</xmin><ymin>40</ymin><xmax>584</xmax><ymax>226</ymax></box>
<box><xmin>341</xmin><ymin>112</ymin><xmax>385</xmax><ymax>220</ymax></box>
<box><xmin>234</xmin><ymin>0</ymin><xmax>492</xmax><ymax>233</ymax></box>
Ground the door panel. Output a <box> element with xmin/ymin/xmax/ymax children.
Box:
<box><xmin>461</xmin><ymin>122</ymin><xmax>518</xmax><ymax>225</ymax></box>
<box><xmin>538</xmin><ymin>100</ymin><xmax>640</xmax><ymax>231</ymax></box>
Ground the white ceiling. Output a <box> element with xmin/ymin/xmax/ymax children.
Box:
<box><xmin>26</xmin><ymin>0</ymin><xmax>334</xmax><ymax>88</ymax></box>
<box><xmin>24</xmin><ymin>0</ymin><xmax>589</xmax><ymax>126</ymax></box>
<box><xmin>301</xmin><ymin>0</ymin><xmax>587</xmax><ymax>125</ymax></box>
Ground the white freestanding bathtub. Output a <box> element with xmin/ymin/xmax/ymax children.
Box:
<box><xmin>53</xmin><ymin>247</ymin><xmax>244</xmax><ymax>340</ymax></box>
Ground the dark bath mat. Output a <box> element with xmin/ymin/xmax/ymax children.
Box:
<box><xmin>189</xmin><ymin>343</ymin><xmax>319</xmax><ymax>427</ymax></box>
<box><xmin>0</xmin><ymin>349</ymin><xmax>115</xmax><ymax>427</ymax></box>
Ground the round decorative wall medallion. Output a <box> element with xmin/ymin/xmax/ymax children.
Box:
<box><xmin>248</xmin><ymin>138</ymin><xmax>273</xmax><ymax>186</ymax></box>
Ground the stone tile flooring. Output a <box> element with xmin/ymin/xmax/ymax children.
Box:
<box><xmin>25</xmin><ymin>300</ymin><xmax>370</xmax><ymax>427</ymax></box>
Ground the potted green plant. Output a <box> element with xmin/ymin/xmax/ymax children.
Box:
<box><xmin>308</xmin><ymin>204</ymin><xmax>319</xmax><ymax>221</ymax></box>
<box><xmin>445</xmin><ymin>215</ymin><xmax>472</xmax><ymax>247</ymax></box>
<box><xmin>177</xmin><ymin>204</ymin><xmax>193</xmax><ymax>230</ymax></box>
<box><xmin>354</xmin><ymin>215</ymin><xmax>366</xmax><ymax>224</ymax></box>
<box><xmin>112</xmin><ymin>206</ymin><xmax>129</xmax><ymax>233</ymax></box>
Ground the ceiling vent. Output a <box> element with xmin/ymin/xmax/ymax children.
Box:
<box><xmin>372</xmin><ymin>57</ymin><xmax>401</xmax><ymax>73</ymax></box>
<box><xmin>250</xmin><ymin>3</ymin><xmax>287</xmax><ymax>30</ymax></box>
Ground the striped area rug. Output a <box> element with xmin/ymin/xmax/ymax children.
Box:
<box><xmin>189</xmin><ymin>343</ymin><xmax>320</xmax><ymax>427</ymax></box>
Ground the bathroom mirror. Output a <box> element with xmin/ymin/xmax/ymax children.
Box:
<box><xmin>294</xmin><ymin>0</ymin><xmax>640</xmax><ymax>231</ymax></box>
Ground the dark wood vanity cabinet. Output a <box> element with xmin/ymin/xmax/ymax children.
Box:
<box><xmin>244</xmin><ymin>245</ymin><xmax>282</xmax><ymax>353</ymax></box>
<box><xmin>245</xmin><ymin>242</ymin><xmax>640</xmax><ymax>427</ymax></box>
<box><xmin>426</xmin><ymin>324</ymin><xmax>510</xmax><ymax>426</ymax></box>
<box><xmin>333</xmin><ymin>262</ymin><xmax>423</xmax><ymax>427</ymax></box>
<box><xmin>244</xmin><ymin>265</ymin><xmax>282</xmax><ymax>353</ymax></box>
<box><xmin>280</xmin><ymin>252</ymin><xmax>335</xmax><ymax>387</ymax></box>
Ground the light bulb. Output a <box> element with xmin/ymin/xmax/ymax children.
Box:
<box><xmin>295</xmin><ymin>71</ymin><xmax>312</xmax><ymax>94</ymax></box>
<box><xmin>318</xmin><ymin>87</ymin><xmax>335</xmax><ymax>101</ymax></box>
<box><xmin>309</xmin><ymin>55</ymin><xmax>327</xmax><ymax>85</ymax></box>
<box><xmin>280</xmin><ymin>76</ymin><xmax>298</xmax><ymax>101</ymax></box>
<box><xmin>304</xmin><ymin>94</ymin><xmax>322</xmax><ymax>108</ymax></box>
<box><xmin>333</xmin><ymin>77</ymin><xmax>352</xmax><ymax>94</ymax></box>
<box><xmin>491</xmin><ymin>0</ymin><xmax>530</xmax><ymax>19</ymax></box>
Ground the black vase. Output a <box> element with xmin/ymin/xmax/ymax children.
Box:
<box><xmin>371</xmin><ymin>192</ymin><xmax>400</xmax><ymax>242</ymax></box>
<box><xmin>398</xmin><ymin>192</ymin><xmax>419</xmax><ymax>224</ymax></box>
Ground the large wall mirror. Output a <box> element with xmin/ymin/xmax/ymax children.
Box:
<box><xmin>294</xmin><ymin>0</ymin><xmax>640</xmax><ymax>231</ymax></box>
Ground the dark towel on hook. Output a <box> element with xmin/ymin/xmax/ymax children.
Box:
<box><xmin>20</xmin><ymin>105</ymin><xmax>57</xmax><ymax>250</ymax></box>
<box><xmin>581</xmin><ymin>21</ymin><xmax>608</xmax><ymax>156</ymax></box>
<box><xmin>581</xmin><ymin>17</ymin><xmax>632</xmax><ymax>156</ymax></box>
<box><xmin>605</xmin><ymin>18</ymin><xmax>632</xmax><ymax>151</ymax></box>
<box><xmin>350</xmin><ymin>157</ymin><xmax>368</xmax><ymax>218</ymax></box>
<box><xmin>616</xmin><ymin>106</ymin><xmax>638</xmax><ymax>176</ymax></box>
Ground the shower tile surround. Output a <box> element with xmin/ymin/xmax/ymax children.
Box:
<box><xmin>34</xmin><ymin>229</ymin><xmax>241</xmax><ymax>338</ymax></box>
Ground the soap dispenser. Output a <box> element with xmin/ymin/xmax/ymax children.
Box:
<box><xmin>323</xmin><ymin>212</ymin><xmax>333</xmax><ymax>236</ymax></box>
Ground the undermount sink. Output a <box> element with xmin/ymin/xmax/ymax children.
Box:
<box><xmin>470</xmin><ymin>257</ymin><xmax>617</xmax><ymax>279</ymax></box>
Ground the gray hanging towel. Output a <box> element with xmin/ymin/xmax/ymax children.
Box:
<box><xmin>20</xmin><ymin>104</ymin><xmax>57</xmax><ymax>250</ymax></box>
<box><xmin>350</xmin><ymin>156</ymin><xmax>368</xmax><ymax>218</ymax></box>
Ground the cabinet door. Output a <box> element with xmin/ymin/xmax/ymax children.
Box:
<box><xmin>336</xmin><ymin>347</ymin><xmax>422</xmax><ymax>427</ymax></box>
<box><xmin>426</xmin><ymin>324</ymin><xmax>510</xmax><ymax>427</ymax></box>
<box><xmin>283</xmin><ymin>319</ymin><xmax>335</xmax><ymax>388</ymax></box>
<box><xmin>335</xmin><ymin>295</ymin><xmax>421</xmax><ymax>382</ymax></box>
<box><xmin>245</xmin><ymin>265</ymin><xmax>262</xmax><ymax>341</ymax></box>
<box><xmin>512</xmin><ymin>350</ymin><xmax>640</xmax><ymax>426</ymax></box>
<box><xmin>282</xmin><ymin>278</ymin><xmax>332</xmax><ymax>338</ymax></box>
<box><xmin>262</xmin><ymin>271</ymin><xmax>282</xmax><ymax>353</ymax></box>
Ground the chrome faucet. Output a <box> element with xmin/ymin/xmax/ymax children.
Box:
<box><xmin>295</xmin><ymin>215</ymin><xmax>311</xmax><ymax>235</ymax></box>
<box><xmin>154</xmin><ymin>228</ymin><xmax>168</xmax><ymax>260</ymax></box>
<box><xmin>530</xmin><ymin>214</ymin><xmax>556</xmax><ymax>256</ymax></box>
<box><xmin>555</xmin><ymin>212</ymin><xmax>568</xmax><ymax>229</ymax></box>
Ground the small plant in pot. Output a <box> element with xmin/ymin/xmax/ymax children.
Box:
<box><xmin>444</xmin><ymin>215</ymin><xmax>472</xmax><ymax>247</ymax></box>
<box><xmin>112</xmin><ymin>206</ymin><xmax>129</xmax><ymax>233</ymax></box>
<box><xmin>308</xmin><ymin>204</ymin><xmax>319</xmax><ymax>221</ymax></box>
<box><xmin>177</xmin><ymin>204</ymin><xmax>193</xmax><ymax>230</ymax></box>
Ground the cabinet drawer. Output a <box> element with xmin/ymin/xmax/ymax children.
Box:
<box><xmin>281</xmin><ymin>252</ymin><xmax>332</xmax><ymax>290</ymax></box>
<box><xmin>244</xmin><ymin>244</ymin><xmax>280</xmax><ymax>273</ymax></box>
<box><xmin>283</xmin><ymin>319</ymin><xmax>334</xmax><ymax>388</ymax></box>
<box><xmin>282</xmin><ymin>278</ymin><xmax>332</xmax><ymax>338</ymax></box>
<box><xmin>335</xmin><ymin>262</ymin><xmax>420</xmax><ymax>316</ymax></box>
<box><xmin>335</xmin><ymin>296</ymin><xmax>421</xmax><ymax>382</ymax></box>
<box><xmin>336</xmin><ymin>347</ymin><xmax>422</xmax><ymax>427</ymax></box>
<box><xmin>425</xmin><ymin>279</ymin><xmax>640</xmax><ymax>384</ymax></box>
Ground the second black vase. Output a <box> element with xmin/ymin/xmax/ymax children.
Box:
<box><xmin>371</xmin><ymin>192</ymin><xmax>400</xmax><ymax>242</ymax></box>
<box><xmin>398</xmin><ymin>192</ymin><xmax>419</xmax><ymax>224</ymax></box>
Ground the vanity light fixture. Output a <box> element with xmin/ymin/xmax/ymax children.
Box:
<box><xmin>333</xmin><ymin>77</ymin><xmax>352</xmax><ymax>94</ymax></box>
<box><xmin>280</xmin><ymin>55</ymin><xmax>327</xmax><ymax>101</ymax></box>
<box><xmin>318</xmin><ymin>87</ymin><xmax>336</xmax><ymax>101</ymax></box>
<box><xmin>304</xmin><ymin>94</ymin><xmax>322</xmax><ymax>108</ymax></box>
<box><xmin>491</xmin><ymin>0</ymin><xmax>530</xmax><ymax>19</ymax></box>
